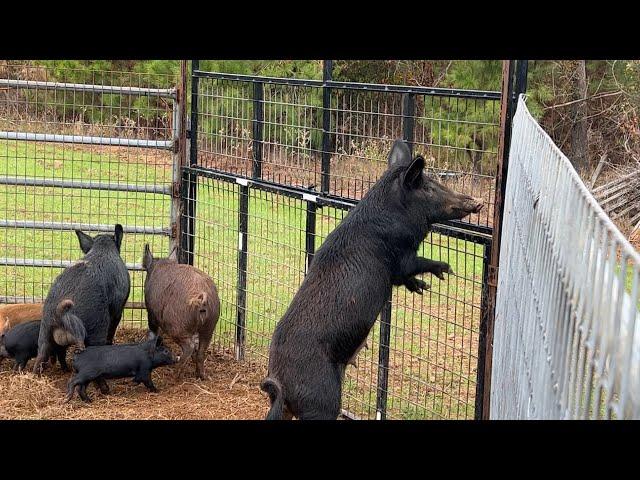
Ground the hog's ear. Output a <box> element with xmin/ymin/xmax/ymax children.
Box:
<box><xmin>403</xmin><ymin>155</ymin><xmax>425</xmax><ymax>189</ymax></box>
<box><xmin>144</xmin><ymin>331</ymin><xmax>158</xmax><ymax>354</ymax></box>
<box><xmin>387</xmin><ymin>140</ymin><xmax>412</xmax><ymax>168</ymax></box>
<box><xmin>114</xmin><ymin>224</ymin><xmax>124</xmax><ymax>251</ymax></box>
<box><xmin>75</xmin><ymin>230</ymin><xmax>94</xmax><ymax>254</ymax></box>
<box><xmin>142</xmin><ymin>244</ymin><xmax>154</xmax><ymax>271</ymax></box>
<box><xmin>167</xmin><ymin>246</ymin><xmax>178</xmax><ymax>262</ymax></box>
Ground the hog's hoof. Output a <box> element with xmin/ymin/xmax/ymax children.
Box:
<box><xmin>430</xmin><ymin>261</ymin><xmax>454</xmax><ymax>280</ymax></box>
<box><xmin>97</xmin><ymin>384</ymin><xmax>110</xmax><ymax>395</ymax></box>
<box><xmin>405</xmin><ymin>277</ymin><xmax>430</xmax><ymax>294</ymax></box>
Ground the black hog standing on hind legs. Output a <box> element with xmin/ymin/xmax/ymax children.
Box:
<box><xmin>142</xmin><ymin>244</ymin><xmax>220</xmax><ymax>380</ymax></box>
<box><xmin>32</xmin><ymin>224</ymin><xmax>130</xmax><ymax>374</ymax></box>
<box><xmin>260</xmin><ymin>140</ymin><xmax>484</xmax><ymax>420</ymax></box>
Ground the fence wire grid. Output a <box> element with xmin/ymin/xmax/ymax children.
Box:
<box><xmin>2</xmin><ymin>61</ymin><xmax>507</xmax><ymax>421</ymax></box>
<box><xmin>184</xmin><ymin>67</ymin><xmax>501</xmax><ymax>420</ymax></box>
<box><xmin>491</xmin><ymin>96</ymin><xmax>640</xmax><ymax>420</ymax></box>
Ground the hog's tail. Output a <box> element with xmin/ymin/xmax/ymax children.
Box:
<box><xmin>189</xmin><ymin>292</ymin><xmax>209</xmax><ymax>321</ymax></box>
<box><xmin>260</xmin><ymin>377</ymin><xmax>285</xmax><ymax>420</ymax></box>
<box><xmin>54</xmin><ymin>299</ymin><xmax>87</xmax><ymax>346</ymax></box>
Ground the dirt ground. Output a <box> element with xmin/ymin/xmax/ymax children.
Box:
<box><xmin>0</xmin><ymin>328</ymin><xmax>270</xmax><ymax>420</ymax></box>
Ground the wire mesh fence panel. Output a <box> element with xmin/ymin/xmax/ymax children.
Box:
<box><xmin>491</xmin><ymin>96</ymin><xmax>640</xmax><ymax>419</ymax></box>
<box><xmin>383</xmin><ymin>231</ymin><xmax>486</xmax><ymax>420</ymax></box>
<box><xmin>189</xmin><ymin>68</ymin><xmax>501</xmax><ymax>420</ymax></box>
<box><xmin>0</xmin><ymin>61</ymin><xmax>179</xmax><ymax>327</ymax></box>
<box><xmin>243</xmin><ymin>189</ymin><xmax>307</xmax><ymax>360</ymax></box>
<box><xmin>187</xmin><ymin>176</ymin><xmax>240</xmax><ymax>355</ymax></box>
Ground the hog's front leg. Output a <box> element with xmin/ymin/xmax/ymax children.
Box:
<box><xmin>404</xmin><ymin>277</ymin><xmax>430</xmax><ymax>294</ymax></box>
<box><xmin>395</xmin><ymin>255</ymin><xmax>453</xmax><ymax>293</ymax></box>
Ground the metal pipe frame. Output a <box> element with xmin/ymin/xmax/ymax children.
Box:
<box><xmin>0</xmin><ymin>219</ymin><xmax>168</xmax><ymax>235</ymax></box>
<box><xmin>0</xmin><ymin>176</ymin><xmax>170</xmax><ymax>195</ymax></box>
<box><xmin>193</xmin><ymin>70</ymin><xmax>501</xmax><ymax>100</ymax></box>
<box><xmin>0</xmin><ymin>131</ymin><xmax>173</xmax><ymax>150</ymax></box>
<box><xmin>0</xmin><ymin>78</ymin><xmax>176</xmax><ymax>98</ymax></box>
<box><xmin>0</xmin><ymin>296</ymin><xmax>147</xmax><ymax>310</ymax></box>
<box><xmin>0</xmin><ymin>257</ymin><xmax>145</xmax><ymax>271</ymax></box>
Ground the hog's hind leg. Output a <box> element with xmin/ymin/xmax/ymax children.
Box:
<box><xmin>297</xmin><ymin>364</ymin><xmax>342</xmax><ymax>421</ymax></box>
<box><xmin>94</xmin><ymin>377</ymin><xmax>110</xmax><ymax>395</ymax></box>
<box><xmin>78</xmin><ymin>383</ymin><xmax>92</xmax><ymax>403</ymax></box>
<box><xmin>195</xmin><ymin>325</ymin><xmax>214</xmax><ymax>380</ymax></box>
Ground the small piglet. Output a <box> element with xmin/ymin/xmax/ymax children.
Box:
<box><xmin>0</xmin><ymin>321</ymin><xmax>66</xmax><ymax>371</ymax></box>
<box><xmin>65</xmin><ymin>332</ymin><xmax>177</xmax><ymax>403</ymax></box>
<box><xmin>0</xmin><ymin>303</ymin><xmax>43</xmax><ymax>335</ymax></box>
<box><xmin>0</xmin><ymin>321</ymin><xmax>40</xmax><ymax>371</ymax></box>
<box><xmin>142</xmin><ymin>244</ymin><xmax>220</xmax><ymax>380</ymax></box>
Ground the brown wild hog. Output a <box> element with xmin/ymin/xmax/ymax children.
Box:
<box><xmin>0</xmin><ymin>303</ymin><xmax>44</xmax><ymax>335</ymax></box>
<box><xmin>142</xmin><ymin>244</ymin><xmax>220</xmax><ymax>380</ymax></box>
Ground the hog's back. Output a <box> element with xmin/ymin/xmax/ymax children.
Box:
<box><xmin>42</xmin><ymin>262</ymin><xmax>111</xmax><ymax>343</ymax></box>
<box><xmin>0</xmin><ymin>303</ymin><xmax>43</xmax><ymax>334</ymax></box>
<box><xmin>145</xmin><ymin>263</ymin><xmax>220</xmax><ymax>339</ymax></box>
<box><xmin>5</xmin><ymin>320</ymin><xmax>40</xmax><ymax>357</ymax></box>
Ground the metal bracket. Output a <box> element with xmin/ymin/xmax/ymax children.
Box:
<box><xmin>172</xmin><ymin>181</ymin><xmax>181</xmax><ymax>198</ymax></box>
<box><xmin>487</xmin><ymin>265</ymin><xmax>499</xmax><ymax>288</ymax></box>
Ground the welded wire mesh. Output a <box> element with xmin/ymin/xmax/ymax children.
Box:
<box><xmin>189</xmin><ymin>71</ymin><xmax>500</xmax><ymax>419</ymax></box>
<box><xmin>491</xmin><ymin>96</ymin><xmax>640</xmax><ymax>419</ymax></box>
<box><xmin>195</xmin><ymin>75</ymin><xmax>500</xmax><ymax>227</ymax></box>
<box><xmin>0</xmin><ymin>61</ymin><xmax>178</xmax><ymax>326</ymax></box>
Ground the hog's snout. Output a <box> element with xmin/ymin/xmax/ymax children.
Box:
<box><xmin>468</xmin><ymin>198</ymin><xmax>483</xmax><ymax>214</ymax></box>
<box><xmin>455</xmin><ymin>196</ymin><xmax>484</xmax><ymax>216</ymax></box>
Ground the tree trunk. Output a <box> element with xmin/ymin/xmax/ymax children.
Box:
<box><xmin>570</xmin><ymin>60</ymin><xmax>589</xmax><ymax>170</ymax></box>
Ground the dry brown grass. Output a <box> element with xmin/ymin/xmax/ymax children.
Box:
<box><xmin>0</xmin><ymin>327</ymin><xmax>270</xmax><ymax>420</ymax></box>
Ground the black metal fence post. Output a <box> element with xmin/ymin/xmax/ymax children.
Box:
<box><xmin>321</xmin><ymin>60</ymin><xmax>333</xmax><ymax>194</ymax></box>
<box><xmin>252</xmin><ymin>82</ymin><xmax>264</xmax><ymax>179</ymax></box>
<box><xmin>304</xmin><ymin>195</ymin><xmax>317</xmax><ymax>275</ymax></box>
<box><xmin>482</xmin><ymin>59</ymin><xmax>528</xmax><ymax>420</ymax></box>
<box><xmin>236</xmin><ymin>183</ymin><xmax>249</xmax><ymax>360</ymax></box>
<box><xmin>475</xmin><ymin>239</ymin><xmax>492</xmax><ymax>418</ymax></box>
<box><xmin>181</xmin><ymin>59</ymin><xmax>199</xmax><ymax>266</ymax></box>
<box><xmin>375</xmin><ymin>92</ymin><xmax>417</xmax><ymax>420</ymax></box>
<box><xmin>402</xmin><ymin>93</ymin><xmax>416</xmax><ymax>152</ymax></box>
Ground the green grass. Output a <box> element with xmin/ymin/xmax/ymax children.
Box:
<box><xmin>1</xmin><ymin>139</ymin><xmax>485</xmax><ymax>419</ymax></box>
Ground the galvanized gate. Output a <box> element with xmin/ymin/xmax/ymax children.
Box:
<box><xmin>180</xmin><ymin>60</ymin><xmax>526</xmax><ymax>420</ymax></box>
<box><xmin>0</xmin><ymin>63</ymin><xmax>184</xmax><ymax>324</ymax></box>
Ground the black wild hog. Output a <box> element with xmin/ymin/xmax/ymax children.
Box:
<box><xmin>65</xmin><ymin>332</ymin><xmax>177</xmax><ymax>403</ymax></box>
<box><xmin>33</xmin><ymin>224</ymin><xmax>131</xmax><ymax>374</ymax></box>
<box><xmin>0</xmin><ymin>303</ymin><xmax>43</xmax><ymax>335</ymax></box>
<box><xmin>142</xmin><ymin>244</ymin><xmax>220</xmax><ymax>380</ymax></box>
<box><xmin>260</xmin><ymin>140</ymin><xmax>483</xmax><ymax>420</ymax></box>
<box><xmin>0</xmin><ymin>321</ymin><xmax>66</xmax><ymax>371</ymax></box>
